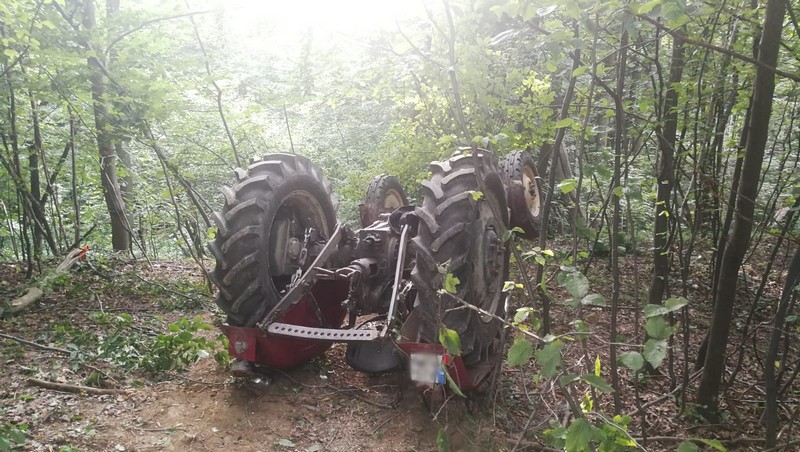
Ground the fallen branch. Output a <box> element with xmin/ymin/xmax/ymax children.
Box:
<box><xmin>27</xmin><ymin>377</ymin><xmax>128</xmax><ymax>395</ymax></box>
<box><xmin>3</xmin><ymin>288</ymin><xmax>44</xmax><ymax>315</ymax></box>
<box><xmin>1</xmin><ymin>248</ymin><xmax>84</xmax><ymax>316</ymax></box>
<box><xmin>0</xmin><ymin>332</ymin><xmax>70</xmax><ymax>355</ymax></box>
<box><xmin>639</xmin><ymin>436</ymin><xmax>764</xmax><ymax>446</ymax></box>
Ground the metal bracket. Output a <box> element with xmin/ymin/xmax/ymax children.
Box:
<box><xmin>383</xmin><ymin>223</ymin><xmax>410</xmax><ymax>338</ymax></box>
<box><xmin>267</xmin><ymin>322</ymin><xmax>380</xmax><ymax>342</ymax></box>
<box><xmin>258</xmin><ymin>224</ymin><xmax>344</xmax><ymax>328</ymax></box>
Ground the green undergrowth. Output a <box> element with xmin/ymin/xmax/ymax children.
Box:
<box><xmin>2</xmin><ymin>258</ymin><xmax>230</xmax><ymax>381</ymax></box>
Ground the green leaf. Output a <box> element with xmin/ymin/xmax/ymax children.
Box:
<box><xmin>503</xmin><ymin>281</ymin><xmax>523</xmax><ymax>292</ymax></box>
<box><xmin>557</xmin><ymin>178</ymin><xmax>577</xmax><ymax>194</ymax></box>
<box><xmin>468</xmin><ymin>190</ymin><xmax>483</xmax><ymax>201</ymax></box>
<box><xmin>437</xmin><ymin>428</ymin><xmax>450</xmax><ymax>452</ymax></box>
<box><xmin>572</xmin><ymin>66</ymin><xmax>589</xmax><ymax>77</ymax></box>
<box><xmin>439</xmin><ymin>328</ymin><xmax>462</xmax><ymax>356</ymax></box>
<box><xmin>581</xmin><ymin>374</ymin><xmax>614</xmax><ymax>393</ymax></box>
<box><xmin>535</xmin><ymin>341</ymin><xmax>563</xmax><ymax>377</ymax></box>
<box><xmin>644</xmin><ymin>304</ymin><xmax>669</xmax><ymax>318</ymax></box>
<box><xmin>276</xmin><ymin>438</ymin><xmax>295</xmax><ymax>448</ymax></box>
<box><xmin>537</xmin><ymin>5</ymin><xmax>557</xmax><ymax>16</ymax></box>
<box><xmin>594</xmin><ymin>356</ymin><xmax>601</xmax><ymax>377</ymax></box>
<box><xmin>581</xmin><ymin>293</ymin><xmax>606</xmax><ymax>307</ymax></box>
<box><xmin>508</xmin><ymin>335</ymin><xmax>534</xmax><ymax>366</ymax></box>
<box><xmin>619</xmin><ymin>351</ymin><xmax>645</xmax><ymax>371</ymax></box>
<box><xmin>444</xmin><ymin>368</ymin><xmax>466</xmax><ymax>398</ymax></box>
<box><xmin>643</xmin><ymin>339</ymin><xmax>668</xmax><ymax>368</ymax></box>
<box><xmin>554</xmin><ymin>117</ymin><xmax>574</xmax><ymax>129</ymax></box>
<box><xmin>443</xmin><ymin>273</ymin><xmax>460</xmax><ymax>294</ymax></box>
<box><xmin>514</xmin><ymin>307</ymin><xmax>534</xmax><ymax>323</ymax></box>
<box><xmin>664</xmin><ymin>297</ymin><xmax>689</xmax><ymax>313</ymax></box>
<box><xmin>565</xmin><ymin>271</ymin><xmax>589</xmax><ymax>298</ymax></box>
<box><xmin>638</xmin><ymin>0</ymin><xmax>662</xmax><ymax>14</ymax></box>
<box><xmin>677</xmin><ymin>442</ymin><xmax>699</xmax><ymax>452</ymax></box>
<box><xmin>559</xmin><ymin>373</ymin><xmax>579</xmax><ymax>386</ymax></box>
<box><xmin>696</xmin><ymin>438</ymin><xmax>726</xmax><ymax>451</ymax></box>
<box><xmin>668</xmin><ymin>13</ymin><xmax>690</xmax><ymax>28</ymax></box>
<box><xmin>645</xmin><ymin>316</ymin><xmax>672</xmax><ymax>340</ymax></box>
<box><xmin>613</xmin><ymin>186</ymin><xmax>624</xmax><ymax>198</ymax></box>
<box><xmin>565</xmin><ymin>418</ymin><xmax>593</xmax><ymax>452</ymax></box>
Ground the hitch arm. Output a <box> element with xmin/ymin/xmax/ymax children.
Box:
<box><xmin>258</xmin><ymin>224</ymin><xmax>344</xmax><ymax>328</ymax></box>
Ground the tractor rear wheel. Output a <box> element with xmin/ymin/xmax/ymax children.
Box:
<box><xmin>501</xmin><ymin>150</ymin><xmax>543</xmax><ymax>240</ymax></box>
<box><xmin>209</xmin><ymin>154</ymin><xmax>337</xmax><ymax>327</ymax></box>
<box><xmin>410</xmin><ymin>152</ymin><xmax>509</xmax><ymax>366</ymax></box>
<box><xmin>360</xmin><ymin>174</ymin><xmax>408</xmax><ymax>227</ymax></box>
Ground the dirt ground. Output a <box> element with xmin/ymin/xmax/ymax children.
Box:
<box><xmin>0</xmin><ymin>248</ymin><xmax>790</xmax><ymax>451</ymax></box>
<box><xmin>0</xmin><ymin>261</ymin><xmax>503</xmax><ymax>451</ymax></box>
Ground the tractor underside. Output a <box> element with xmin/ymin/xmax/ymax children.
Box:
<box><xmin>209</xmin><ymin>149</ymin><xmax>543</xmax><ymax>394</ymax></box>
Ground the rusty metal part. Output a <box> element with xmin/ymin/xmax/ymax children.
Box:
<box><xmin>258</xmin><ymin>224</ymin><xmax>344</xmax><ymax>327</ymax></box>
<box><xmin>383</xmin><ymin>223</ymin><xmax>410</xmax><ymax>337</ymax></box>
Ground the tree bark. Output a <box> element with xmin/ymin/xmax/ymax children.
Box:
<box><xmin>82</xmin><ymin>0</ymin><xmax>130</xmax><ymax>252</ymax></box>
<box><xmin>764</xmin><ymin>236</ymin><xmax>800</xmax><ymax>448</ymax></box>
<box><xmin>696</xmin><ymin>0</ymin><xmax>785</xmax><ymax>416</ymax></box>
<box><xmin>646</xmin><ymin>37</ymin><xmax>684</xmax><ymax>313</ymax></box>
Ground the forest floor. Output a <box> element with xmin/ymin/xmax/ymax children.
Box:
<box><xmin>0</xmin><ymin>242</ymin><xmax>788</xmax><ymax>451</ymax></box>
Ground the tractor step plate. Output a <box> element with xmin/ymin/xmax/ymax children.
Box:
<box><xmin>267</xmin><ymin>322</ymin><xmax>380</xmax><ymax>342</ymax></box>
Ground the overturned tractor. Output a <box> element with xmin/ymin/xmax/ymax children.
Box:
<box><xmin>209</xmin><ymin>149</ymin><xmax>542</xmax><ymax>395</ymax></box>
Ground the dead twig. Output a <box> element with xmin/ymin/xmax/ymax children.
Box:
<box><xmin>27</xmin><ymin>377</ymin><xmax>128</xmax><ymax>395</ymax></box>
<box><xmin>370</xmin><ymin>413</ymin><xmax>402</xmax><ymax>436</ymax></box>
<box><xmin>0</xmin><ymin>332</ymin><xmax>70</xmax><ymax>355</ymax></box>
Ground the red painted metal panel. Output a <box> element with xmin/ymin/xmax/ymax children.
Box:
<box><xmin>220</xmin><ymin>279</ymin><xmax>349</xmax><ymax>369</ymax></box>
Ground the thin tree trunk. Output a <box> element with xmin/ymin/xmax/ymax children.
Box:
<box><xmin>69</xmin><ymin>109</ymin><xmax>80</xmax><ymax>245</ymax></box>
<box><xmin>82</xmin><ymin>0</ymin><xmax>130</xmax><ymax>252</ymax></box>
<box><xmin>646</xmin><ymin>37</ymin><xmax>684</xmax><ymax>314</ymax></box>
<box><xmin>764</xmin><ymin>246</ymin><xmax>800</xmax><ymax>448</ymax></box>
<box><xmin>609</xmin><ymin>30</ymin><xmax>628</xmax><ymax>414</ymax></box>
<box><xmin>696</xmin><ymin>0</ymin><xmax>785</xmax><ymax>416</ymax></box>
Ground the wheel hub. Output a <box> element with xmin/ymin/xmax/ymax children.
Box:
<box><xmin>522</xmin><ymin>167</ymin><xmax>541</xmax><ymax>217</ymax></box>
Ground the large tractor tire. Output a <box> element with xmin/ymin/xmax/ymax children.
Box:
<box><xmin>360</xmin><ymin>174</ymin><xmax>408</xmax><ymax>227</ymax></box>
<box><xmin>209</xmin><ymin>154</ymin><xmax>337</xmax><ymax>327</ymax></box>
<box><xmin>501</xmin><ymin>150</ymin><xmax>543</xmax><ymax>240</ymax></box>
<box><xmin>410</xmin><ymin>152</ymin><xmax>509</xmax><ymax>365</ymax></box>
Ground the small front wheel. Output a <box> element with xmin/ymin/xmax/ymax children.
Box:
<box><xmin>359</xmin><ymin>174</ymin><xmax>408</xmax><ymax>227</ymax></box>
<box><xmin>501</xmin><ymin>150</ymin><xmax>543</xmax><ymax>240</ymax></box>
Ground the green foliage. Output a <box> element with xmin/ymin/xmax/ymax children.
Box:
<box><xmin>436</xmin><ymin>428</ymin><xmax>450</xmax><ymax>452</ymax></box>
<box><xmin>545</xmin><ymin>415</ymin><xmax>636</xmax><ymax>451</ymax></box>
<box><xmin>46</xmin><ymin>314</ymin><xmax>223</xmax><ymax>376</ymax></box>
<box><xmin>0</xmin><ymin>417</ymin><xmax>27</xmax><ymax>452</ymax></box>
<box><xmin>565</xmin><ymin>418</ymin><xmax>594</xmax><ymax>452</ymax></box>
<box><xmin>508</xmin><ymin>335</ymin><xmax>534</xmax><ymax>366</ymax></box>
<box><xmin>443</xmin><ymin>273</ymin><xmax>460</xmax><ymax>294</ymax></box>
<box><xmin>438</xmin><ymin>327</ymin><xmax>461</xmax><ymax>357</ymax></box>
<box><xmin>581</xmin><ymin>374</ymin><xmax>614</xmax><ymax>393</ymax></box>
<box><xmin>619</xmin><ymin>351</ymin><xmax>645</xmax><ymax>371</ymax></box>
<box><xmin>643</xmin><ymin>339</ymin><xmax>668</xmax><ymax>368</ymax></box>
<box><xmin>535</xmin><ymin>341</ymin><xmax>564</xmax><ymax>378</ymax></box>
<box><xmin>141</xmin><ymin>317</ymin><xmax>216</xmax><ymax>374</ymax></box>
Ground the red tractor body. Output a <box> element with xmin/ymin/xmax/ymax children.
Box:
<box><xmin>210</xmin><ymin>150</ymin><xmax>543</xmax><ymax>392</ymax></box>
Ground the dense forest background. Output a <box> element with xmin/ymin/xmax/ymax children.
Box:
<box><xmin>2</xmin><ymin>0</ymin><xmax>800</xmax><ymax>450</ymax></box>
